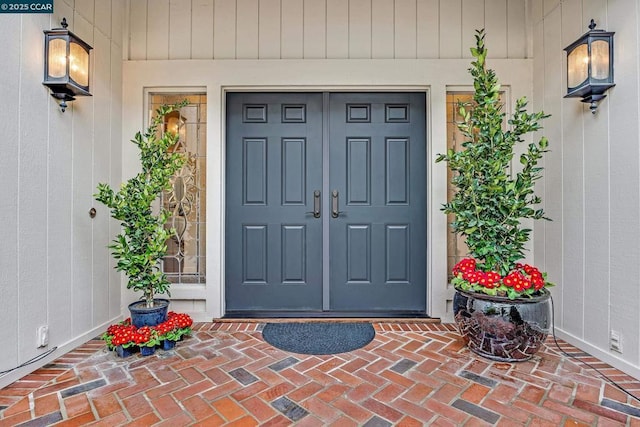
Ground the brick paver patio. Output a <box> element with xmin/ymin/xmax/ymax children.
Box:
<box><xmin>1</xmin><ymin>322</ymin><xmax>639</xmax><ymax>426</ymax></box>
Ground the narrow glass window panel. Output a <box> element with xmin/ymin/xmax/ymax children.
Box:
<box><xmin>446</xmin><ymin>93</ymin><xmax>473</xmax><ymax>279</ymax></box>
<box><xmin>69</xmin><ymin>42</ymin><xmax>89</xmax><ymax>86</ymax></box>
<box><xmin>445</xmin><ymin>91</ymin><xmax>507</xmax><ymax>280</ymax></box>
<box><xmin>150</xmin><ymin>93</ymin><xmax>207</xmax><ymax>284</ymax></box>
<box><xmin>47</xmin><ymin>38</ymin><xmax>67</xmax><ymax>78</ymax></box>
<box><xmin>567</xmin><ymin>44</ymin><xmax>589</xmax><ymax>89</ymax></box>
<box><xmin>591</xmin><ymin>40</ymin><xmax>610</xmax><ymax>80</ymax></box>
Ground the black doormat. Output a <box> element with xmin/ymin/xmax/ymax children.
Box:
<box><xmin>261</xmin><ymin>322</ymin><xmax>376</xmax><ymax>355</ymax></box>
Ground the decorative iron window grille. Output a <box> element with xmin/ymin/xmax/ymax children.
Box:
<box><xmin>150</xmin><ymin>93</ymin><xmax>207</xmax><ymax>284</ymax></box>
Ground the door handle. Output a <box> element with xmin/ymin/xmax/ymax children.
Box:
<box><xmin>331</xmin><ymin>190</ymin><xmax>344</xmax><ymax>218</ymax></box>
<box><xmin>306</xmin><ymin>190</ymin><xmax>321</xmax><ymax>218</ymax></box>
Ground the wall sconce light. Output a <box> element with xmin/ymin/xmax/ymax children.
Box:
<box><xmin>43</xmin><ymin>18</ymin><xmax>92</xmax><ymax>112</ymax></box>
<box><xmin>164</xmin><ymin>111</ymin><xmax>187</xmax><ymax>150</ymax></box>
<box><xmin>164</xmin><ymin>111</ymin><xmax>186</xmax><ymax>138</ymax></box>
<box><xmin>564</xmin><ymin>19</ymin><xmax>615</xmax><ymax>114</ymax></box>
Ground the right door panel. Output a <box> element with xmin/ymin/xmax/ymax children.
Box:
<box><xmin>328</xmin><ymin>93</ymin><xmax>427</xmax><ymax>311</ymax></box>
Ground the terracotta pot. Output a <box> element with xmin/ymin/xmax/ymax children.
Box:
<box><xmin>453</xmin><ymin>288</ymin><xmax>551</xmax><ymax>362</ymax></box>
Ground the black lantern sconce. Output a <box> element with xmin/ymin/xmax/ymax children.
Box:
<box><xmin>564</xmin><ymin>19</ymin><xmax>615</xmax><ymax>114</ymax></box>
<box><xmin>43</xmin><ymin>18</ymin><xmax>92</xmax><ymax>112</ymax></box>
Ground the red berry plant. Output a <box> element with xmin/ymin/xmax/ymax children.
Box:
<box><xmin>451</xmin><ymin>258</ymin><xmax>550</xmax><ymax>299</ymax></box>
<box><xmin>155</xmin><ymin>312</ymin><xmax>194</xmax><ymax>342</ymax></box>
<box><xmin>436</xmin><ymin>30</ymin><xmax>554</xmax><ymax>299</ymax></box>
<box><xmin>102</xmin><ymin>312</ymin><xmax>193</xmax><ymax>350</ymax></box>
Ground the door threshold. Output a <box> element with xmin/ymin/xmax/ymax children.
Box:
<box><xmin>222</xmin><ymin>311</ymin><xmax>437</xmax><ymax>322</ymax></box>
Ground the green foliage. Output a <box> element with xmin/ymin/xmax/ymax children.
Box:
<box><xmin>435</xmin><ymin>30</ymin><xmax>550</xmax><ymax>276</ymax></box>
<box><xmin>95</xmin><ymin>102</ymin><xmax>187</xmax><ymax>308</ymax></box>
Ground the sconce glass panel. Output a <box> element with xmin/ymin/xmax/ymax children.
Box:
<box><xmin>591</xmin><ymin>40</ymin><xmax>610</xmax><ymax>80</ymax></box>
<box><xmin>69</xmin><ymin>42</ymin><xmax>89</xmax><ymax>87</ymax></box>
<box><xmin>47</xmin><ymin>38</ymin><xmax>67</xmax><ymax>79</ymax></box>
<box><xmin>567</xmin><ymin>44</ymin><xmax>588</xmax><ymax>89</ymax></box>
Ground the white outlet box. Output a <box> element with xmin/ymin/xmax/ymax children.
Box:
<box><xmin>37</xmin><ymin>325</ymin><xmax>49</xmax><ymax>348</ymax></box>
<box><xmin>610</xmin><ymin>330</ymin><xmax>622</xmax><ymax>353</ymax></box>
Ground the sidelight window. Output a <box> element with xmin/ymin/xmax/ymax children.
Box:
<box><xmin>446</xmin><ymin>91</ymin><xmax>508</xmax><ymax>279</ymax></box>
<box><xmin>149</xmin><ymin>93</ymin><xmax>207</xmax><ymax>284</ymax></box>
<box><xmin>446</xmin><ymin>92</ymin><xmax>473</xmax><ymax>278</ymax></box>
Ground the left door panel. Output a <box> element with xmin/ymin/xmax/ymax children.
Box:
<box><xmin>225</xmin><ymin>93</ymin><xmax>324</xmax><ymax>311</ymax></box>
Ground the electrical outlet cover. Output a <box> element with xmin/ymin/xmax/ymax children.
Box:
<box><xmin>37</xmin><ymin>325</ymin><xmax>49</xmax><ymax>347</ymax></box>
<box><xmin>610</xmin><ymin>330</ymin><xmax>622</xmax><ymax>353</ymax></box>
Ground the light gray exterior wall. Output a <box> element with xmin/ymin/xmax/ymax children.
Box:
<box><xmin>0</xmin><ymin>0</ymin><xmax>124</xmax><ymax>389</ymax></box>
<box><xmin>532</xmin><ymin>0</ymin><xmax>640</xmax><ymax>378</ymax></box>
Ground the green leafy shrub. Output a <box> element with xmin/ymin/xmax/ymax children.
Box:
<box><xmin>95</xmin><ymin>102</ymin><xmax>187</xmax><ymax>307</ymax></box>
<box><xmin>436</xmin><ymin>30</ymin><xmax>553</xmax><ymax>298</ymax></box>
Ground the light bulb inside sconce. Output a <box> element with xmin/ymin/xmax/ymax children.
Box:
<box><xmin>164</xmin><ymin>111</ymin><xmax>186</xmax><ymax>141</ymax></box>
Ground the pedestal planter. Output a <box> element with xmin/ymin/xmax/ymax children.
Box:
<box><xmin>128</xmin><ymin>299</ymin><xmax>170</xmax><ymax>328</ymax></box>
<box><xmin>453</xmin><ymin>288</ymin><xmax>552</xmax><ymax>362</ymax></box>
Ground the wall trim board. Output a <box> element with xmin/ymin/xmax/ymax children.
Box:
<box><xmin>553</xmin><ymin>328</ymin><xmax>640</xmax><ymax>382</ymax></box>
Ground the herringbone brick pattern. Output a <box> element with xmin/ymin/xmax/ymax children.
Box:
<box><xmin>1</xmin><ymin>322</ymin><xmax>639</xmax><ymax>426</ymax></box>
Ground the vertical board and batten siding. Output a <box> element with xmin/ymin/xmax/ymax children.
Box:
<box><xmin>607</xmin><ymin>0</ymin><xmax>640</xmax><ymax>367</ymax></box>
<box><xmin>192</xmin><ymin>0</ymin><xmax>215</xmax><ymax>59</ymax></box>
<box><xmin>126</xmin><ymin>0</ymin><xmax>528</xmax><ymax>60</ymax></box>
<box><xmin>15</xmin><ymin>13</ymin><xmax>50</xmax><ymax>374</ymax></box>
<box><xmin>0</xmin><ymin>0</ymin><xmax>124</xmax><ymax>389</ymax></box>
<box><xmin>326</xmin><ymin>0</ymin><xmax>349</xmax><ymax>58</ymax></box>
<box><xmin>532</xmin><ymin>0</ymin><xmax>640</xmax><ymax>379</ymax></box>
<box><xmin>1</xmin><ymin>15</ymin><xmax>24</xmax><ymax>374</ymax></box>
<box><xmin>559</xmin><ymin>0</ymin><xmax>586</xmax><ymax>339</ymax></box>
<box><xmin>303</xmin><ymin>0</ymin><xmax>326</xmax><ymax>58</ymax></box>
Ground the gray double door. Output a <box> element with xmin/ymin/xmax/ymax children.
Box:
<box><xmin>225</xmin><ymin>92</ymin><xmax>426</xmax><ymax>314</ymax></box>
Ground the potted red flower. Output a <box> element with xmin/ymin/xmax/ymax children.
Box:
<box><xmin>136</xmin><ymin>326</ymin><xmax>161</xmax><ymax>356</ymax></box>
<box><xmin>102</xmin><ymin>321</ymin><xmax>139</xmax><ymax>358</ymax></box>
<box><xmin>101</xmin><ymin>312</ymin><xmax>193</xmax><ymax>357</ymax></box>
<box><xmin>451</xmin><ymin>259</ymin><xmax>551</xmax><ymax>299</ymax></box>
<box><xmin>436</xmin><ymin>30</ymin><xmax>554</xmax><ymax>361</ymax></box>
<box><xmin>155</xmin><ymin>312</ymin><xmax>194</xmax><ymax>350</ymax></box>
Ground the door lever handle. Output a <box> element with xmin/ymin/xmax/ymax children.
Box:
<box><xmin>306</xmin><ymin>190</ymin><xmax>321</xmax><ymax>218</ymax></box>
<box><xmin>331</xmin><ymin>190</ymin><xmax>344</xmax><ymax>218</ymax></box>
